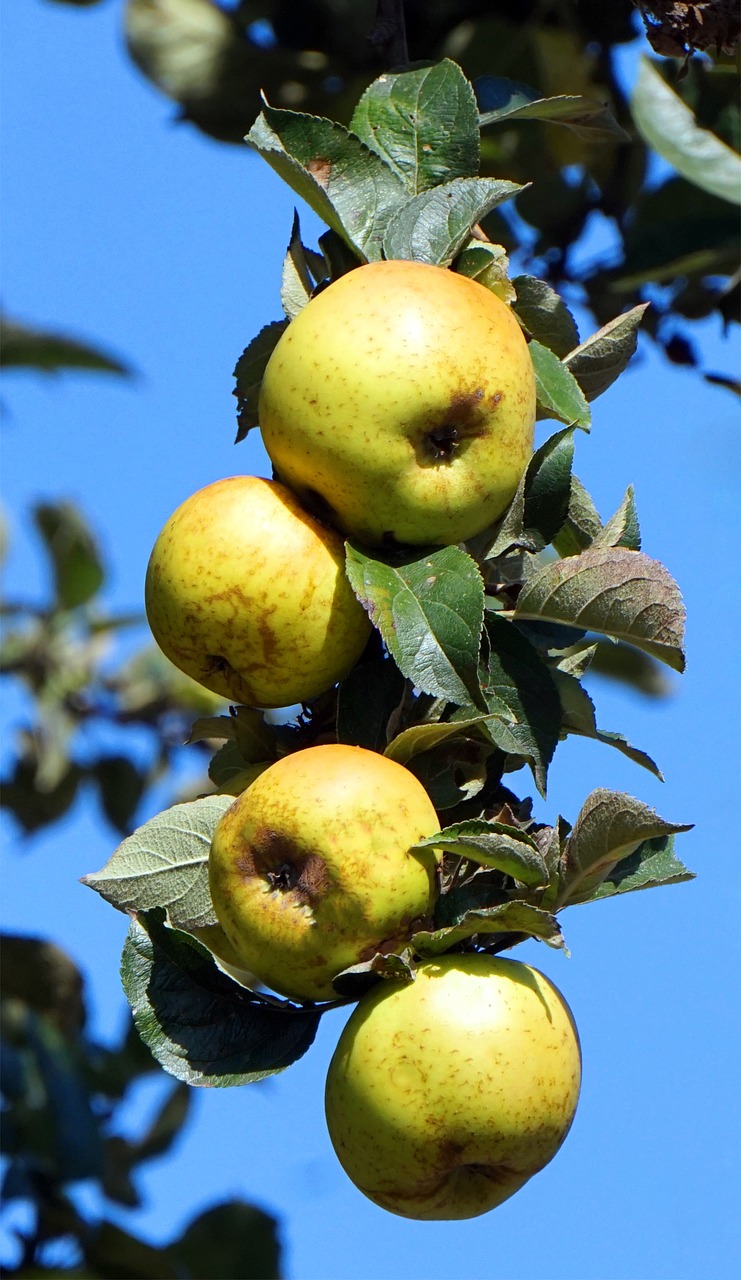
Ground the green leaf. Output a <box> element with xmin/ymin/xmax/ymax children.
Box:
<box><xmin>632</xmin><ymin>58</ymin><xmax>741</xmax><ymax>206</ymax></box>
<box><xmin>454</xmin><ymin>241</ymin><xmax>516</xmax><ymax>305</ymax></box>
<box><xmin>515</xmin><ymin>547</ymin><xmax>686</xmax><ymax>671</ymax></box>
<box><xmin>246</xmin><ymin>103</ymin><xmax>407</xmax><ymax>261</ymax></box>
<box><xmin>121</xmin><ymin>912</ymin><xmax>321</xmax><ymax>1087</ymax></box>
<box><xmin>554</xmin><ymin>669</ymin><xmax>663</xmax><ymax>779</ymax></box>
<box><xmin>384</xmin><ymin>717</ymin><xmax>492</xmax><ymax>765</ymax></box>
<box><xmin>351</xmin><ymin>60</ymin><xmax>479</xmax><ymax>194</ymax></box>
<box><xmin>382</xmin><ymin>176</ymin><xmax>522</xmax><ymax>266</ymax></box>
<box><xmin>412</xmin><ymin>819</ymin><xmax>547</xmax><ymax>886</ymax></box>
<box><xmin>81</xmin><ymin>795</ymin><xmax>234</xmax><ymax>930</ymax></box>
<box><xmin>84</xmin><ymin>1220</ymin><xmax>177</xmax><ymax>1280</ymax></box>
<box><xmin>0</xmin><ymin>315</ymin><xmax>129</xmax><ymax>374</ymax></box>
<box><xmin>337</xmin><ymin>651</ymin><xmax>406</xmax><ymax>751</ymax></box>
<box><xmin>412</xmin><ymin>900</ymin><xmax>563</xmax><ymax>956</ymax></box>
<box><xmin>233</xmin><ymin>320</ymin><xmax>288</xmax><ymax>443</ymax></box>
<box><xmin>592</xmin><ymin>486</ymin><xmax>641</xmax><ymax>552</ymax></box>
<box><xmin>482</xmin><ymin>613</ymin><xmax>562</xmax><ymax>795</ymax></box>
<box><xmin>522</xmin><ymin>427</ymin><xmax>575</xmax><ymax>548</ymax></box>
<box><xmin>346</xmin><ymin>543</ymin><xmax>486</xmax><ymax>709</ymax></box>
<box><xmin>530</xmin><ymin>340</ymin><xmax>591</xmax><ymax>429</ymax></box>
<box><xmin>558</xmin><ymin>790</ymin><xmax>693</xmax><ymax>907</ymax></box>
<box><xmin>552</xmin><ymin>474</ymin><xmax>603</xmax><ymax>557</ymax></box>
<box><xmin>589</xmin><ymin>834</ymin><xmax>695</xmax><ymax>901</ymax></box>
<box><xmin>171</xmin><ymin>1201</ymin><xmax>282</xmax><ymax>1280</ymax></box>
<box><xmin>564</xmin><ymin>305</ymin><xmax>648</xmax><ymax>402</ymax></box>
<box><xmin>476</xmin><ymin>77</ymin><xmax>629</xmax><ymax>141</ymax></box>
<box><xmin>512</xmin><ymin>275</ymin><xmax>580</xmax><ymax>358</ymax></box>
<box><xmin>34</xmin><ymin>501</ymin><xmax>105</xmax><ymax>609</ymax></box>
<box><xmin>280</xmin><ymin>210</ymin><xmax>316</xmax><ymax>319</ymax></box>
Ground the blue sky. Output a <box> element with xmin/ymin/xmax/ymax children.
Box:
<box><xmin>2</xmin><ymin>4</ymin><xmax>740</xmax><ymax>1279</ymax></box>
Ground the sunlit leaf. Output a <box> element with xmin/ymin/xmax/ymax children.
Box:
<box><xmin>632</xmin><ymin>58</ymin><xmax>741</xmax><ymax>206</ymax></box>
<box><xmin>346</xmin><ymin>544</ymin><xmax>486</xmax><ymax>708</ymax></box>
<box><xmin>351</xmin><ymin>60</ymin><xmax>479</xmax><ymax>193</ymax></box>
<box><xmin>383</xmin><ymin>176</ymin><xmax>522</xmax><ymax>266</ymax></box>
<box><xmin>247</xmin><ymin>102</ymin><xmax>407</xmax><ymax>261</ymax></box>
<box><xmin>530</xmin><ymin>340</ymin><xmax>591</xmax><ymax>429</ymax></box>
<box><xmin>81</xmin><ymin>795</ymin><xmax>233</xmax><ymax>930</ymax></box>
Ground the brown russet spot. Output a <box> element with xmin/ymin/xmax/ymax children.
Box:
<box><xmin>308</xmin><ymin>157</ymin><xmax>332</xmax><ymax>188</ymax></box>
<box><xmin>239</xmin><ymin>828</ymin><xmax>330</xmax><ymax>906</ymax></box>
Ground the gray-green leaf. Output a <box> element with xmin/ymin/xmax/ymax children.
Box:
<box><xmin>515</xmin><ymin>546</ymin><xmax>686</xmax><ymax>671</ymax></box>
<box><xmin>233</xmin><ymin>321</ymin><xmax>288</xmax><ymax>442</ymax></box>
<box><xmin>411</xmin><ymin>819</ymin><xmax>547</xmax><ymax>886</ymax></box>
<box><xmin>81</xmin><ymin>795</ymin><xmax>233</xmax><ymax>930</ymax></box>
<box><xmin>383</xmin><ymin>176</ymin><xmax>522</xmax><ymax>266</ymax></box>
<box><xmin>558</xmin><ymin>789</ymin><xmax>693</xmax><ymax>906</ymax></box>
<box><xmin>554</xmin><ymin>669</ymin><xmax>662</xmax><ymax>779</ymax></box>
<box><xmin>477</xmin><ymin>77</ymin><xmax>629</xmax><ymax>142</ymax></box>
<box><xmin>564</xmin><ymin>305</ymin><xmax>648</xmax><ymax>402</ymax></box>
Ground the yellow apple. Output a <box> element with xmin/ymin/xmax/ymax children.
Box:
<box><xmin>144</xmin><ymin>476</ymin><xmax>371</xmax><ymax>709</ymax></box>
<box><xmin>188</xmin><ymin>923</ymin><xmax>257</xmax><ymax>988</ymax></box>
<box><xmin>325</xmin><ymin>954</ymin><xmax>581</xmax><ymax>1219</ymax></box>
<box><xmin>208</xmin><ymin>744</ymin><xmax>442</xmax><ymax>1001</ymax></box>
<box><xmin>258</xmin><ymin>260</ymin><xmax>536</xmax><ymax>547</ymax></box>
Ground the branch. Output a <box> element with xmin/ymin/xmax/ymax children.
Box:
<box><xmin>369</xmin><ymin>0</ymin><xmax>409</xmax><ymax>68</ymax></box>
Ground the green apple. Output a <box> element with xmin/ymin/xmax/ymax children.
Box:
<box><xmin>208</xmin><ymin>744</ymin><xmax>442</xmax><ymax>1001</ymax></box>
<box><xmin>145</xmin><ymin>476</ymin><xmax>371</xmax><ymax>709</ymax></box>
<box><xmin>325</xmin><ymin>954</ymin><xmax>581</xmax><ymax>1219</ymax></box>
<box><xmin>258</xmin><ymin>260</ymin><xmax>536</xmax><ymax>548</ymax></box>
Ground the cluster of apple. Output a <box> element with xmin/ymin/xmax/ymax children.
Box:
<box><xmin>143</xmin><ymin>259</ymin><xmax>581</xmax><ymax>1219</ymax></box>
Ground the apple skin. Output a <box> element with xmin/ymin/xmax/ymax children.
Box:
<box><xmin>258</xmin><ymin>260</ymin><xmax>536</xmax><ymax>548</ymax></box>
<box><xmin>208</xmin><ymin>744</ymin><xmax>442</xmax><ymax>1001</ymax></box>
<box><xmin>324</xmin><ymin>954</ymin><xmax>581</xmax><ymax>1219</ymax></box>
<box><xmin>144</xmin><ymin>476</ymin><xmax>371</xmax><ymax>709</ymax></box>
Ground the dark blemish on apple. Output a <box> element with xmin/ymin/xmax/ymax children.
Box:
<box><xmin>247</xmin><ymin>828</ymin><xmax>330</xmax><ymax>906</ymax></box>
<box><xmin>419</xmin><ymin>388</ymin><xmax>491</xmax><ymax>466</ymax></box>
<box><xmin>206</xmin><ymin>653</ymin><xmax>234</xmax><ymax>680</ymax></box>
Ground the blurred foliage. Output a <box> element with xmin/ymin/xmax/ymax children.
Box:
<box><xmin>0</xmin><ymin>935</ymin><xmax>282</xmax><ymax>1278</ymax></box>
<box><xmin>0</xmin><ymin>318</ymin><xmax>131</xmax><ymax>379</ymax></box>
<box><xmin>0</xmin><ymin>501</ymin><xmax>227</xmax><ymax>837</ymax></box>
<box><xmin>111</xmin><ymin>0</ymin><xmax>740</xmax><ymax>382</ymax></box>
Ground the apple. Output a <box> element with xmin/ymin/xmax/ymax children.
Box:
<box><xmin>144</xmin><ymin>476</ymin><xmax>371</xmax><ymax>709</ymax></box>
<box><xmin>324</xmin><ymin>953</ymin><xmax>581</xmax><ymax>1219</ymax></box>
<box><xmin>258</xmin><ymin>260</ymin><xmax>536</xmax><ymax>548</ymax></box>
<box><xmin>188</xmin><ymin>923</ymin><xmax>257</xmax><ymax>989</ymax></box>
<box><xmin>208</xmin><ymin>744</ymin><xmax>442</xmax><ymax>1001</ymax></box>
